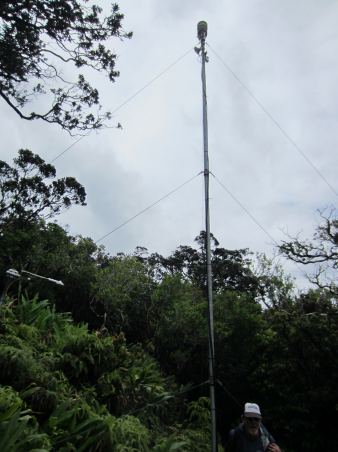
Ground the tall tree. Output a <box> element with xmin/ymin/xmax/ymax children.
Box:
<box><xmin>90</xmin><ymin>254</ymin><xmax>154</xmax><ymax>337</ymax></box>
<box><xmin>0</xmin><ymin>1</ymin><xmax>132</xmax><ymax>133</ymax></box>
<box><xmin>0</xmin><ymin>149</ymin><xmax>86</xmax><ymax>229</ymax></box>
<box><xmin>146</xmin><ymin>231</ymin><xmax>259</xmax><ymax>297</ymax></box>
<box><xmin>0</xmin><ymin>149</ymin><xmax>91</xmax><ymax>317</ymax></box>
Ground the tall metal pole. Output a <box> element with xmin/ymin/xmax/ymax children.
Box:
<box><xmin>197</xmin><ymin>21</ymin><xmax>217</xmax><ymax>452</ymax></box>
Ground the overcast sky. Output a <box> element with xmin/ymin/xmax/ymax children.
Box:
<box><xmin>2</xmin><ymin>0</ymin><xmax>338</xmax><ymax>291</ymax></box>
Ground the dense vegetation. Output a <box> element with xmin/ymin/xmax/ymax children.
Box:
<box><xmin>1</xmin><ymin>151</ymin><xmax>337</xmax><ymax>451</ymax></box>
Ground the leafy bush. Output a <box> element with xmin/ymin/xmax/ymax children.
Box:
<box><xmin>1</xmin><ymin>293</ymin><xmax>220</xmax><ymax>451</ymax></box>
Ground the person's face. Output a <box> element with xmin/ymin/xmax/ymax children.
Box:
<box><xmin>242</xmin><ymin>416</ymin><xmax>262</xmax><ymax>439</ymax></box>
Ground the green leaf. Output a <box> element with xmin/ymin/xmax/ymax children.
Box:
<box><xmin>0</xmin><ymin>401</ymin><xmax>22</xmax><ymax>422</ymax></box>
<box><xmin>49</xmin><ymin>399</ymin><xmax>72</xmax><ymax>421</ymax></box>
<box><xmin>0</xmin><ymin>410</ymin><xmax>29</xmax><ymax>451</ymax></box>
<box><xmin>171</xmin><ymin>441</ymin><xmax>186</xmax><ymax>450</ymax></box>
<box><xmin>53</xmin><ymin>322</ymin><xmax>62</xmax><ymax>338</ymax></box>
<box><xmin>19</xmin><ymin>386</ymin><xmax>41</xmax><ymax>399</ymax></box>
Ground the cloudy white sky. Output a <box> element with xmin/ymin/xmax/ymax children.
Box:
<box><xmin>2</xmin><ymin>0</ymin><xmax>338</xmax><ymax>291</ymax></box>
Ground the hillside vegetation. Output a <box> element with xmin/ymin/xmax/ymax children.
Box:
<box><xmin>1</xmin><ymin>151</ymin><xmax>338</xmax><ymax>451</ymax></box>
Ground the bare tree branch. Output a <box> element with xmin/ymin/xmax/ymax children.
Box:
<box><xmin>277</xmin><ymin>206</ymin><xmax>338</xmax><ymax>296</ymax></box>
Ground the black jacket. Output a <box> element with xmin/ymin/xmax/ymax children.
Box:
<box><xmin>224</xmin><ymin>423</ymin><xmax>278</xmax><ymax>452</ymax></box>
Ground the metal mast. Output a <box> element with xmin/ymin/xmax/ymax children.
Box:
<box><xmin>197</xmin><ymin>21</ymin><xmax>217</xmax><ymax>452</ymax></box>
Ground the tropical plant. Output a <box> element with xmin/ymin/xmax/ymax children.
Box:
<box><xmin>0</xmin><ymin>386</ymin><xmax>48</xmax><ymax>452</ymax></box>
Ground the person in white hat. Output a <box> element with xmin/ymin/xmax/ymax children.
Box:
<box><xmin>224</xmin><ymin>403</ymin><xmax>281</xmax><ymax>452</ymax></box>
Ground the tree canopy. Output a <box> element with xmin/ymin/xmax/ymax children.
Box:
<box><xmin>0</xmin><ymin>149</ymin><xmax>86</xmax><ymax>230</ymax></box>
<box><xmin>1</xmin><ymin>151</ymin><xmax>338</xmax><ymax>451</ymax></box>
<box><xmin>0</xmin><ymin>1</ymin><xmax>132</xmax><ymax>133</ymax></box>
<box><xmin>145</xmin><ymin>231</ymin><xmax>259</xmax><ymax>297</ymax></box>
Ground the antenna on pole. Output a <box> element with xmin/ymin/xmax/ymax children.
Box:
<box><xmin>197</xmin><ymin>20</ymin><xmax>217</xmax><ymax>452</ymax></box>
<box><xmin>197</xmin><ymin>20</ymin><xmax>208</xmax><ymax>40</ymax></box>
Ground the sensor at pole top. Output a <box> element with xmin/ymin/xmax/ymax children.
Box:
<box><xmin>197</xmin><ymin>21</ymin><xmax>208</xmax><ymax>40</ymax></box>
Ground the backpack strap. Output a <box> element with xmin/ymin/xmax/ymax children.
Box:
<box><xmin>225</xmin><ymin>426</ymin><xmax>241</xmax><ymax>452</ymax></box>
<box><xmin>260</xmin><ymin>424</ymin><xmax>277</xmax><ymax>451</ymax></box>
<box><xmin>233</xmin><ymin>427</ymin><xmax>241</xmax><ymax>451</ymax></box>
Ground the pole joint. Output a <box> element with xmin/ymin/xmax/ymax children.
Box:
<box><xmin>207</xmin><ymin>377</ymin><xmax>215</xmax><ymax>386</ymax></box>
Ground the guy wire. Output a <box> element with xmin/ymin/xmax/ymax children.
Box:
<box><xmin>47</xmin><ymin>381</ymin><xmax>209</xmax><ymax>449</ymax></box>
<box><xmin>95</xmin><ymin>172</ymin><xmax>203</xmax><ymax>244</ymax></box>
<box><xmin>210</xmin><ymin>171</ymin><xmax>306</xmax><ymax>277</ymax></box>
<box><xmin>50</xmin><ymin>47</ymin><xmax>195</xmax><ymax>164</ymax></box>
<box><xmin>207</xmin><ymin>43</ymin><xmax>338</xmax><ymax>199</ymax></box>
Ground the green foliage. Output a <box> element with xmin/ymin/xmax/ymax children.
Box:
<box><xmin>0</xmin><ymin>150</ymin><xmax>86</xmax><ymax>229</ymax></box>
<box><xmin>0</xmin><ymin>386</ymin><xmax>48</xmax><ymax>452</ymax></box>
<box><xmin>0</xmin><ymin>219</ymin><xmax>105</xmax><ymax>327</ymax></box>
<box><xmin>252</xmin><ymin>289</ymin><xmax>338</xmax><ymax>451</ymax></box>
<box><xmin>1</xmin><ymin>293</ymin><xmax>205</xmax><ymax>451</ymax></box>
<box><xmin>175</xmin><ymin>429</ymin><xmax>211</xmax><ymax>452</ymax></box>
<box><xmin>0</xmin><ymin>386</ymin><xmax>22</xmax><ymax>419</ymax></box>
<box><xmin>152</xmin><ymin>433</ymin><xmax>186</xmax><ymax>452</ymax></box>
<box><xmin>0</xmin><ymin>0</ymin><xmax>132</xmax><ymax>133</ymax></box>
<box><xmin>253</xmin><ymin>252</ymin><xmax>296</xmax><ymax>308</ymax></box>
<box><xmin>43</xmin><ymin>398</ymin><xmax>114</xmax><ymax>452</ymax></box>
<box><xmin>146</xmin><ymin>231</ymin><xmax>259</xmax><ymax>296</ymax></box>
<box><xmin>172</xmin><ymin>398</ymin><xmax>222</xmax><ymax>452</ymax></box>
<box><xmin>186</xmin><ymin>397</ymin><xmax>210</xmax><ymax>429</ymax></box>
<box><xmin>17</xmin><ymin>293</ymin><xmax>51</xmax><ymax>327</ymax></box>
<box><xmin>111</xmin><ymin>416</ymin><xmax>150</xmax><ymax>451</ymax></box>
<box><xmin>90</xmin><ymin>255</ymin><xmax>154</xmax><ymax>334</ymax></box>
<box><xmin>149</xmin><ymin>274</ymin><xmax>207</xmax><ymax>377</ymax></box>
<box><xmin>124</xmin><ymin>355</ymin><xmax>166</xmax><ymax>404</ymax></box>
<box><xmin>2</xmin><ymin>164</ymin><xmax>338</xmax><ymax>452</ymax></box>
